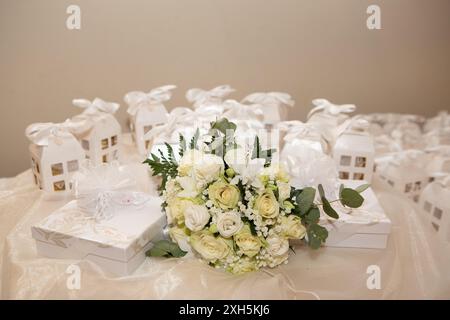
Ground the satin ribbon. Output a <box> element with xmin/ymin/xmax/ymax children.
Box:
<box><xmin>222</xmin><ymin>99</ymin><xmax>263</xmax><ymax>120</ymax></box>
<box><xmin>25</xmin><ymin>121</ymin><xmax>75</xmax><ymax>146</ymax></box>
<box><xmin>73</xmin><ymin>162</ymin><xmax>148</xmax><ymax>221</ymax></box>
<box><xmin>390</xmin><ymin>149</ymin><xmax>426</xmax><ymax>167</ymax></box>
<box><xmin>335</xmin><ymin>117</ymin><xmax>371</xmax><ymax>138</ymax></box>
<box><xmin>277</xmin><ymin>121</ymin><xmax>325</xmax><ymax>142</ymax></box>
<box><xmin>241</xmin><ymin>92</ymin><xmax>295</xmax><ymax>108</ymax></box>
<box><xmin>186</xmin><ymin>85</ymin><xmax>235</xmax><ymax>109</ymax></box>
<box><xmin>72</xmin><ymin>98</ymin><xmax>120</xmax><ymax>115</ymax></box>
<box><xmin>124</xmin><ymin>85</ymin><xmax>176</xmax><ymax>116</ymax></box>
<box><xmin>69</xmin><ymin>98</ymin><xmax>120</xmax><ymax>134</ymax></box>
<box><xmin>307</xmin><ymin>99</ymin><xmax>356</xmax><ymax>120</ymax></box>
<box><xmin>143</xmin><ymin>107</ymin><xmax>195</xmax><ymax>142</ymax></box>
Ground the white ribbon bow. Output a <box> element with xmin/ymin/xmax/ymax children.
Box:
<box><xmin>222</xmin><ymin>99</ymin><xmax>263</xmax><ymax>120</ymax></box>
<box><xmin>241</xmin><ymin>92</ymin><xmax>295</xmax><ymax>108</ymax></box>
<box><xmin>307</xmin><ymin>99</ymin><xmax>356</xmax><ymax>120</ymax></box>
<box><xmin>391</xmin><ymin>149</ymin><xmax>426</xmax><ymax>166</ymax></box>
<box><xmin>72</xmin><ymin>98</ymin><xmax>120</xmax><ymax>115</ymax></box>
<box><xmin>25</xmin><ymin>121</ymin><xmax>75</xmax><ymax>146</ymax></box>
<box><xmin>124</xmin><ymin>85</ymin><xmax>176</xmax><ymax>116</ymax></box>
<box><xmin>73</xmin><ymin>162</ymin><xmax>148</xmax><ymax>221</ymax></box>
<box><xmin>143</xmin><ymin>107</ymin><xmax>195</xmax><ymax>142</ymax></box>
<box><xmin>186</xmin><ymin>85</ymin><xmax>235</xmax><ymax>109</ymax></box>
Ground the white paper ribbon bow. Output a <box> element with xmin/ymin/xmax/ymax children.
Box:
<box><xmin>73</xmin><ymin>162</ymin><xmax>149</xmax><ymax>221</ymax></box>
<box><xmin>25</xmin><ymin>121</ymin><xmax>75</xmax><ymax>146</ymax></box>
<box><xmin>72</xmin><ymin>97</ymin><xmax>120</xmax><ymax>115</ymax></box>
<box><xmin>242</xmin><ymin>92</ymin><xmax>295</xmax><ymax>108</ymax></box>
<box><xmin>124</xmin><ymin>85</ymin><xmax>176</xmax><ymax>116</ymax></box>
<box><xmin>143</xmin><ymin>107</ymin><xmax>195</xmax><ymax>142</ymax></box>
<box><xmin>222</xmin><ymin>99</ymin><xmax>264</xmax><ymax>121</ymax></box>
<box><xmin>307</xmin><ymin>99</ymin><xmax>356</xmax><ymax>120</ymax></box>
<box><xmin>68</xmin><ymin>98</ymin><xmax>120</xmax><ymax>135</ymax></box>
<box><xmin>186</xmin><ymin>85</ymin><xmax>235</xmax><ymax>109</ymax></box>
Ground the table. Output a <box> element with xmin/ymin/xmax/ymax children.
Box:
<box><xmin>1</xmin><ymin>139</ymin><xmax>449</xmax><ymax>299</ymax></box>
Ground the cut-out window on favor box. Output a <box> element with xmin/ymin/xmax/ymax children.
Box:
<box><xmin>355</xmin><ymin>156</ymin><xmax>367</xmax><ymax>168</ymax></box>
<box><xmin>51</xmin><ymin>163</ymin><xmax>63</xmax><ymax>176</ymax></box>
<box><xmin>143</xmin><ymin>125</ymin><xmax>152</xmax><ymax>135</ymax></box>
<box><xmin>111</xmin><ymin>150</ymin><xmax>118</xmax><ymax>160</ymax></box>
<box><xmin>111</xmin><ymin>135</ymin><xmax>118</xmax><ymax>146</ymax></box>
<box><xmin>53</xmin><ymin>180</ymin><xmax>66</xmax><ymax>191</ymax></box>
<box><xmin>424</xmin><ymin>201</ymin><xmax>432</xmax><ymax>213</ymax></box>
<box><xmin>405</xmin><ymin>183</ymin><xmax>412</xmax><ymax>193</ymax></box>
<box><xmin>145</xmin><ymin>140</ymin><xmax>151</xmax><ymax>150</ymax></box>
<box><xmin>82</xmin><ymin>140</ymin><xmax>89</xmax><ymax>150</ymax></box>
<box><xmin>432</xmin><ymin>222</ymin><xmax>440</xmax><ymax>231</ymax></box>
<box><xmin>67</xmin><ymin>160</ymin><xmax>78</xmax><ymax>172</ymax></box>
<box><xmin>414</xmin><ymin>181</ymin><xmax>421</xmax><ymax>191</ymax></box>
<box><xmin>388</xmin><ymin>180</ymin><xmax>394</xmax><ymax>186</ymax></box>
<box><xmin>433</xmin><ymin>207</ymin><xmax>443</xmax><ymax>220</ymax></box>
<box><xmin>353</xmin><ymin>173</ymin><xmax>365</xmax><ymax>180</ymax></box>
<box><xmin>101</xmin><ymin>138</ymin><xmax>109</xmax><ymax>150</ymax></box>
<box><xmin>339</xmin><ymin>171</ymin><xmax>349</xmax><ymax>179</ymax></box>
<box><xmin>340</xmin><ymin>156</ymin><xmax>351</xmax><ymax>166</ymax></box>
<box><xmin>102</xmin><ymin>154</ymin><xmax>108</xmax><ymax>163</ymax></box>
<box><xmin>413</xmin><ymin>195</ymin><xmax>419</xmax><ymax>203</ymax></box>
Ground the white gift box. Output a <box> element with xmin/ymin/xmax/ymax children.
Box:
<box><xmin>333</xmin><ymin>119</ymin><xmax>375</xmax><ymax>183</ymax></box>
<box><xmin>124</xmin><ymin>86</ymin><xmax>176</xmax><ymax>155</ymax></box>
<box><xmin>31</xmin><ymin>196</ymin><xmax>165</xmax><ymax>276</ymax></box>
<box><xmin>25</xmin><ymin>122</ymin><xmax>85</xmax><ymax>196</ymax></box>
<box><xmin>69</xmin><ymin>98</ymin><xmax>122</xmax><ymax>165</ymax></box>
<box><xmin>319</xmin><ymin>180</ymin><xmax>392</xmax><ymax>249</ymax></box>
<box><xmin>418</xmin><ymin>178</ymin><xmax>450</xmax><ymax>242</ymax></box>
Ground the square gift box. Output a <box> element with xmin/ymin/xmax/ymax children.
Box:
<box><xmin>318</xmin><ymin>180</ymin><xmax>391</xmax><ymax>249</ymax></box>
<box><xmin>31</xmin><ymin>196</ymin><xmax>165</xmax><ymax>276</ymax></box>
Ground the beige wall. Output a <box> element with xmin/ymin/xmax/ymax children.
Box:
<box><xmin>1</xmin><ymin>0</ymin><xmax>450</xmax><ymax>177</ymax></box>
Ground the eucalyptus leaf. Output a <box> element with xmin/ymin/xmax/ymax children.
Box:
<box><xmin>307</xmin><ymin>224</ymin><xmax>328</xmax><ymax>249</ymax></box>
<box><xmin>322</xmin><ymin>198</ymin><xmax>339</xmax><ymax>219</ymax></box>
<box><xmin>355</xmin><ymin>183</ymin><xmax>371</xmax><ymax>193</ymax></box>
<box><xmin>146</xmin><ymin>240</ymin><xmax>187</xmax><ymax>258</ymax></box>
<box><xmin>317</xmin><ymin>184</ymin><xmax>339</xmax><ymax>219</ymax></box>
<box><xmin>297</xmin><ymin>187</ymin><xmax>316</xmax><ymax>215</ymax></box>
<box><xmin>305</xmin><ymin>207</ymin><xmax>320</xmax><ymax>224</ymax></box>
<box><xmin>341</xmin><ymin>188</ymin><xmax>364</xmax><ymax>208</ymax></box>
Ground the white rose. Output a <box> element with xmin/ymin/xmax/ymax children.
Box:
<box><xmin>280</xmin><ymin>215</ymin><xmax>306</xmax><ymax>239</ymax></box>
<box><xmin>184</xmin><ymin>204</ymin><xmax>210</xmax><ymax>232</ymax></box>
<box><xmin>169</xmin><ymin>226</ymin><xmax>191</xmax><ymax>252</ymax></box>
<box><xmin>193</xmin><ymin>153</ymin><xmax>224</xmax><ymax>184</ymax></box>
<box><xmin>277</xmin><ymin>181</ymin><xmax>291</xmax><ymax>202</ymax></box>
<box><xmin>216</xmin><ymin>211</ymin><xmax>243</xmax><ymax>238</ymax></box>
<box><xmin>267</xmin><ymin>235</ymin><xmax>289</xmax><ymax>256</ymax></box>
<box><xmin>178</xmin><ymin>149</ymin><xmax>204</xmax><ymax>177</ymax></box>
<box><xmin>190</xmin><ymin>232</ymin><xmax>230</xmax><ymax>261</ymax></box>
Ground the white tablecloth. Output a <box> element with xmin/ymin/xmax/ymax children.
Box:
<box><xmin>1</xmin><ymin>138</ymin><xmax>449</xmax><ymax>299</ymax></box>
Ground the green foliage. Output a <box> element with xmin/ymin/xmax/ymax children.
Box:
<box><xmin>296</xmin><ymin>187</ymin><xmax>316</xmax><ymax>216</ymax></box>
<box><xmin>146</xmin><ymin>240</ymin><xmax>187</xmax><ymax>258</ymax></box>
<box><xmin>189</xmin><ymin>128</ymin><xmax>200</xmax><ymax>150</ymax></box>
<box><xmin>143</xmin><ymin>143</ymin><xmax>178</xmax><ymax>192</ymax></box>
<box><xmin>340</xmin><ymin>188</ymin><xmax>364</xmax><ymax>208</ymax></box>
<box><xmin>251</xmin><ymin>136</ymin><xmax>276</xmax><ymax>165</ymax></box>
<box><xmin>355</xmin><ymin>183</ymin><xmax>371</xmax><ymax>193</ymax></box>
<box><xmin>304</xmin><ymin>207</ymin><xmax>320</xmax><ymax>225</ymax></box>
<box><xmin>179</xmin><ymin>134</ymin><xmax>187</xmax><ymax>157</ymax></box>
<box><xmin>307</xmin><ymin>224</ymin><xmax>328</xmax><ymax>249</ymax></box>
<box><xmin>318</xmin><ymin>184</ymin><xmax>339</xmax><ymax>219</ymax></box>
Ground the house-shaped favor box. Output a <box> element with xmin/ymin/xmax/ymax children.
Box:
<box><xmin>419</xmin><ymin>179</ymin><xmax>450</xmax><ymax>242</ymax></box>
<box><xmin>125</xmin><ymin>86</ymin><xmax>176</xmax><ymax>155</ymax></box>
<box><xmin>375</xmin><ymin>151</ymin><xmax>429</xmax><ymax>202</ymax></box>
<box><xmin>26</xmin><ymin>123</ymin><xmax>85</xmax><ymax>195</ymax></box>
<box><xmin>333</xmin><ymin>120</ymin><xmax>375</xmax><ymax>183</ymax></box>
<box><xmin>69</xmin><ymin>98</ymin><xmax>122</xmax><ymax>165</ymax></box>
<box><xmin>31</xmin><ymin>196</ymin><xmax>165</xmax><ymax>276</ymax></box>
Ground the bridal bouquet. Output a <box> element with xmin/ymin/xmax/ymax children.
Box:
<box><xmin>144</xmin><ymin>118</ymin><xmax>367</xmax><ymax>274</ymax></box>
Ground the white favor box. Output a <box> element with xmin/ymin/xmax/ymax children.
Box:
<box><xmin>31</xmin><ymin>197</ymin><xmax>165</xmax><ymax>276</ymax></box>
<box><xmin>319</xmin><ymin>181</ymin><xmax>391</xmax><ymax>249</ymax></box>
